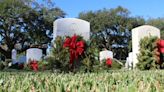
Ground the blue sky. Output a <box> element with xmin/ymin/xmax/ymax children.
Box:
<box><xmin>52</xmin><ymin>0</ymin><xmax>164</xmax><ymax>19</ymax></box>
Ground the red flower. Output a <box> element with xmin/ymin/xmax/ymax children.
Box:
<box><xmin>106</xmin><ymin>58</ymin><xmax>112</xmax><ymax>67</ymax></box>
<box><xmin>63</xmin><ymin>34</ymin><xmax>85</xmax><ymax>64</ymax></box>
<box><xmin>29</xmin><ymin>60</ymin><xmax>38</xmax><ymax>71</ymax></box>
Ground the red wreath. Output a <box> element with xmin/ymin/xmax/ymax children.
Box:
<box><xmin>106</xmin><ymin>58</ymin><xmax>112</xmax><ymax>67</ymax></box>
<box><xmin>63</xmin><ymin>34</ymin><xmax>85</xmax><ymax>64</ymax></box>
<box><xmin>29</xmin><ymin>60</ymin><xmax>38</xmax><ymax>71</ymax></box>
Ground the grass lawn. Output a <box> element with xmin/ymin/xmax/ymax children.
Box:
<box><xmin>0</xmin><ymin>70</ymin><xmax>164</xmax><ymax>92</ymax></box>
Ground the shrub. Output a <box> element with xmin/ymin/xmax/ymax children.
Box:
<box><xmin>80</xmin><ymin>38</ymin><xmax>100</xmax><ymax>72</ymax></box>
<box><xmin>46</xmin><ymin>36</ymin><xmax>70</xmax><ymax>72</ymax></box>
<box><xmin>37</xmin><ymin>60</ymin><xmax>49</xmax><ymax>71</ymax></box>
<box><xmin>46</xmin><ymin>35</ymin><xmax>123</xmax><ymax>72</ymax></box>
<box><xmin>137</xmin><ymin>36</ymin><xmax>161</xmax><ymax>70</ymax></box>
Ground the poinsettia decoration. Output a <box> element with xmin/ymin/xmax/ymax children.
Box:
<box><xmin>63</xmin><ymin>34</ymin><xmax>85</xmax><ymax>65</ymax></box>
<box><xmin>29</xmin><ymin>60</ymin><xmax>38</xmax><ymax>71</ymax></box>
<box><xmin>106</xmin><ymin>58</ymin><xmax>112</xmax><ymax>67</ymax></box>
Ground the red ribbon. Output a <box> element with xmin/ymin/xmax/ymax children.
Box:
<box><xmin>29</xmin><ymin>60</ymin><xmax>38</xmax><ymax>71</ymax></box>
<box><xmin>106</xmin><ymin>58</ymin><xmax>112</xmax><ymax>67</ymax></box>
<box><xmin>157</xmin><ymin>39</ymin><xmax>164</xmax><ymax>53</ymax></box>
<box><xmin>156</xmin><ymin>39</ymin><xmax>163</xmax><ymax>64</ymax></box>
<box><xmin>63</xmin><ymin>35</ymin><xmax>85</xmax><ymax>64</ymax></box>
<box><xmin>158</xmin><ymin>40</ymin><xmax>164</xmax><ymax>48</ymax></box>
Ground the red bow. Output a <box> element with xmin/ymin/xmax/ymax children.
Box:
<box><xmin>29</xmin><ymin>60</ymin><xmax>38</xmax><ymax>71</ymax></box>
<box><xmin>157</xmin><ymin>39</ymin><xmax>164</xmax><ymax>53</ymax></box>
<box><xmin>63</xmin><ymin>35</ymin><xmax>85</xmax><ymax>64</ymax></box>
<box><xmin>106</xmin><ymin>58</ymin><xmax>112</xmax><ymax>67</ymax></box>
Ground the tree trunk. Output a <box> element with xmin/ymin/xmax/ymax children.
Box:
<box><xmin>5</xmin><ymin>51</ymin><xmax>11</xmax><ymax>59</ymax></box>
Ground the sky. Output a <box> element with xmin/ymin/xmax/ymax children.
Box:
<box><xmin>52</xmin><ymin>0</ymin><xmax>164</xmax><ymax>20</ymax></box>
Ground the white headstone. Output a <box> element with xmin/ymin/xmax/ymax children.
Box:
<box><xmin>12</xmin><ymin>49</ymin><xmax>17</xmax><ymax>60</ymax></box>
<box><xmin>18</xmin><ymin>55</ymin><xmax>26</xmax><ymax>64</ymax></box>
<box><xmin>12</xmin><ymin>49</ymin><xmax>17</xmax><ymax>64</ymax></box>
<box><xmin>128</xmin><ymin>52</ymin><xmax>133</xmax><ymax>69</ymax></box>
<box><xmin>125</xmin><ymin>57</ymin><xmax>129</xmax><ymax>69</ymax></box>
<box><xmin>53</xmin><ymin>18</ymin><xmax>90</xmax><ymax>40</ymax></box>
<box><xmin>26</xmin><ymin>48</ymin><xmax>42</xmax><ymax>63</ymax></box>
<box><xmin>128</xmin><ymin>52</ymin><xmax>133</xmax><ymax>63</ymax></box>
<box><xmin>99</xmin><ymin>50</ymin><xmax>113</xmax><ymax>61</ymax></box>
<box><xmin>132</xmin><ymin>25</ymin><xmax>160</xmax><ymax>68</ymax></box>
<box><xmin>125</xmin><ymin>52</ymin><xmax>133</xmax><ymax>70</ymax></box>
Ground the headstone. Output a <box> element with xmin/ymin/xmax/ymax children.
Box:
<box><xmin>132</xmin><ymin>25</ymin><xmax>160</xmax><ymax>68</ymax></box>
<box><xmin>53</xmin><ymin>18</ymin><xmax>90</xmax><ymax>40</ymax></box>
<box><xmin>128</xmin><ymin>52</ymin><xmax>133</xmax><ymax>62</ymax></box>
<box><xmin>18</xmin><ymin>55</ymin><xmax>26</xmax><ymax>64</ymax></box>
<box><xmin>11</xmin><ymin>49</ymin><xmax>17</xmax><ymax>64</ymax></box>
<box><xmin>125</xmin><ymin>52</ymin><xmax>133</xmax><ymax>70</ymax></box>
<box><xmin>125</xmin><ymin>57</ymin><xmax>129</xmax><ymax>69</ymax></box>
<box><xmin>128</xmin><ymin>52</ymin><xmax>133</xmax><ymax>69</ymax></box>
<box><xmin>99</xmin><ymin>50</ymin><xmax>113</xmax><ymax>61</ymax></box>
<box><xmin>26</xmin><ymin>48</ymin><xmax>43</xmax><ymax>63</ymax></box>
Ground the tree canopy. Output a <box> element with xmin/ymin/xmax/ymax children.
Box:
<box><xmin>0</xmin><ymin>0</ymin><xmax>65</xmax><ymax>59</ymax></box>
<box><xmin>79</xmin><ymin>6</ymin><xmax>145</xmax><ymax>59</ymax></box>
<box><xmin>147</xmin><ymin>18</ymin><xmax>164</xmax><ymax>39</ymax></box>
<box><xmin>0</xmin><ymin>0</ymin><xmax>163</xmax><ymax>61</ymax></box>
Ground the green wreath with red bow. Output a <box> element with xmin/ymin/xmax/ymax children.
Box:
<box><xmin>63</xmin><ymin>34</ymin><xmax>86</xmax><ymax>65</ymax></box>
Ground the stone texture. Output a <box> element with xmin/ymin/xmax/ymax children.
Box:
<box><xmin>99</xmin><ymin>50</ymin><xmax>113</xmax><ymax>61</ymax></box>
<box><xmin>132</xmin><ymin>25</ymin><xmax>160</xmax><ymax>68</ymax></box>
<box><xmin>53</xmin><ymin>18</ymin><xmax>90</xmax><ymax>40</ymax></box>
<box><xmin>12</xmin><ymin>49</ymin><xmax>17</xmax><ymax>60</ymax></box>
<box><xmin>18</xmin><ymin>55</ymin><xmax>26</xmax><ymax>64</ymax></box>
<box><xmin>11</xmin><ymin>49</ymin><xmax>17</xmax><ymax>64</ymax></box>
<box><xmin>125</xmin><ymin>52</ymin><xmax>133</xmax><ymax>69</ymax></box>
<box><xmin>26</xmin><ymin>48</ymin><xmax>42</xmax><ymax>63</ymax></box>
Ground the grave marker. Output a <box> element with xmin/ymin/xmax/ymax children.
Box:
<box><xmin>53</xmin><ymin>18</ymin><xmax>90</xmax><ymax>40</ymax></box>
<box><xmin>26</xmin><ymin>48</ymin><xmax>43</xmax><ymax>63</ymax></box>
<box><xmin>132</xmin><ymin>25</ymin><xmax>160</xmax><ymax>68</ymax></box>
<box><xmin>99</xmin><ymin>50</ymin><xmax>113</xmax><ymax>61</ymax></box>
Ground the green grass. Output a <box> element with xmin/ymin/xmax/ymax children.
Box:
<box><xmin>0</xmin><ymin>70</ymin><xmax>164</xmax><ymax>92</ymax></box>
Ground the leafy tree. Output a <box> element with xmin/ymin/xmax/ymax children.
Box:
<box><xmin>79</xmin><ymin>6</ymin><xmax>145</xmax><ymax>59</ymax></box>
<box><xmin>147</xmin><ymin>18</ymin><xmax>164</xmax><ymax>39</ymax></box>
<box><xmin>22</xmin><ymin>7</ymin><xmax>65</xmax><ymax>46</ymax></box>
<box><xmin>0</xmin><ymin>0</ymin><xmax>65</xmax><ymax>59</ymax></box>
<box><xmin>0</xmin><ymin>0</ymin><xmax>29</xmax><ymax>58</ymax></box>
